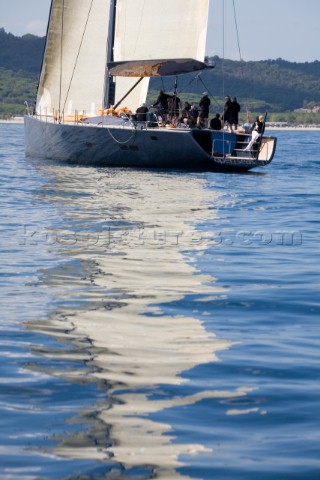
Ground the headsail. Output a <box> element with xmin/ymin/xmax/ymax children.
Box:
<box><xmin>35</xmin><ymin>0</ymin><xmax>110</xmax><ymax>117</ymax></box>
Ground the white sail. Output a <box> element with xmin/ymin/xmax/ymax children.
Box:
<box><xmin>36</xmin><ymin>0</ymin><xmax>110</xmax><ymax>116</ymax></box>
<box><xmin>113</xmin><ymin>0</ymin><xmax>209</xmax><ymax>110</ymax></box>
<box><xmin>35</xmin><ymin>0</ymin><xmax>210</xmax><ymax>115</ymax></box>
<box><xmin>114</xmin><ymin>0</ymin><xmax>209</xmax><ymax>62</ymax></box>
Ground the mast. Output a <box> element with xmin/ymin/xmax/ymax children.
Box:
<box><xmin>105</xmin><ymin>0</ymin><xmax>117</xmax><ymax>107</ymax></box>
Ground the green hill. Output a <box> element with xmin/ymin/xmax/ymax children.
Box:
<box><xmin>0</xmin><ymin>28</ymin><xmax>45</xmax><ymax>73</ymax></box>
<box><xmin>149</xmin><ymin>57</ymin><xmax>320</xmax><ymax>114</ymax></box>
<box><xmin>1</xmin><ymin>28</ymin><xmax>320</xmax><ymax>121</ymax></box>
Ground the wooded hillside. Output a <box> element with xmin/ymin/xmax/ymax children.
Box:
<box><xmin>150</xmin><ymin>57</ymin><xmax>320</xmax><ymax>113</ymax></box>
<box><xmin>1</xmin><ymin>28</ymin><xmax>320</xmax><ymax>119</ymax></box>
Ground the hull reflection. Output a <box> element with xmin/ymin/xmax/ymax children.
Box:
<box><xmin>26</xmin><ymin>166</ymin><xmax>250</xmax><ymax>478</ymax></box>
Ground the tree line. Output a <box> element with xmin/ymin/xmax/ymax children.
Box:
<box><xmin>1</xmin><ymin>28</ymin><xmax>320</xmax><ymax>121</ymax></box>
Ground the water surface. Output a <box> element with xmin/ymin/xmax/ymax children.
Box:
<box><xmin>0</xmin><ymin>125</ymin><xmax>319</xmax><ymax>479</ymax></box>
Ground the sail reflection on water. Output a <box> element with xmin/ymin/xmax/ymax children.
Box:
<box><xmin>27</xmin><ymin>167</ymin><xmax>250</xmax><ymax>478</ymax></box>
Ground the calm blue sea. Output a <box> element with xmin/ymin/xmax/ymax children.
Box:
<box><xmin>0</xmin><ymin>123</ymin><xmax>319</xmax><ymax>480</ymax></box>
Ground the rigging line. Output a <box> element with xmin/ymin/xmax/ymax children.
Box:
<box><xmin>221</xmin><ymin>0</ymin><xmax>225</xmax><ymax>100</ymax></box>
<box><xmin>61</xmin><ymin>0</ymin><xmax>95</xmax><ymax>115</ymax></box>
<box><xmin>178</xmin><ymin>71</ymin><xmax>207</xmax><ymax>96</ymax></box>
<box><xmin>221</xmin><ymin>0</ymin><xmax>226</xmax><ymax>156</ymax></box>
<box><xmin>177</xmin><ymin>73</ymin><xmax>209</xmax><ymax>101</ymax></box>
<box><xmin>59</xmin><ymin>0</ymin><xmax>65</xmax><ymax>116</ymax></box>
<box><xmin>232</xmin><ymin>0</ymin><xmax>250</xmax><ymax>122</ymax></box>
<box><xmin>196</xmin><ymin>76</ymin><xmax>220</xmax><ymax>109</ymax></box>
<box><xmin>232</xmin><ymin>0</ymin><xmax>242</xmax><ymax>61</ymax></box>
<box><xmin>178</xmin><ymin>73</ymin><xmax>199</xmax><ymax>94</ymax></box>
<box><xmin>177</xmin><ymin>73</ymin><xmax>200</xmax><ymax>97</ymax></box>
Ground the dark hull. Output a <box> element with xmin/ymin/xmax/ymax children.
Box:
<box><xmin>24</xmin><ymin>116</ymin><xmax>276</xmax><ymax>172</ymax></box>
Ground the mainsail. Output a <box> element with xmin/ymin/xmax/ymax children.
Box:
<box><xmin>114</xmin><ymin>0</ymin><xmax>209</xmax><ymax>62</ymax></box>
<box><xmin>35</xmin><ymin>0</ymin><xmax>210</xmax><ymax>116</ymax></box>
<box><xmin>113</xmin><ymin>0</ymin><xmax>209</xmax><ymax>110</ymax></box>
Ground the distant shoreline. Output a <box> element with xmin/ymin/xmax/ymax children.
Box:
<box><xmin>266</xmin><ymin>126</ymin><xmax>320</xmax><ymax>131</ymax></box>
<box><xmin>0</xmin><ymin>118</ymin><xmax>24</xmax><ymax>124</ymax></box>
<box><xmin>1</xmin><ymin>118</ymin><xmax>320</xmax><ymax>131</ymax></box>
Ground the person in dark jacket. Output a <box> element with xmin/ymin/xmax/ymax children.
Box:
<box><xmin>210</xmin><ymin>113</ymin><xmax>222</xmax><ymax>130</ymax></box>
<box><xmin>197</xmin><ymin>92</ymin><xmax>211</xmax><ymax>128</ymax></box>
<box><xmin>135</xmin><ymin>103</ymin><xmax>149</xmax><ymax>121</ymax></box>
<box><xmin>152</xmin><ymin>89</ymin><xmax>172</xmax><ymax>110</ymax></box>
<box><xmin>178</xmin><ymin>101</ymin><xmax>192</xmax><ymax>126</ymax></box>
<box><xmin>221</xmin><ymin>95</ymin><xmax>233</xmax><ymax>130</ymax></box>
<box><xmin>152</xmin><ymin>89</ymin><xmax>172</xmax><ymax>124</ymax></box>
<box><xmin>230</xmin><ymin>97</ymin><xmax>241</xmax><ymax>130</ymax></box>
<box><xmin>168</xmin><ymin>92</ymin><xmax>181</xmax><ymax>118</ymax></box>
<box><xmin>188</xmin><ymin>105</ymin><xmax>199</xmax><ymax>128</ymax></box>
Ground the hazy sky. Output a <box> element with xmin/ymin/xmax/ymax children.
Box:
<box><xmin>0</xmin><ymin>0</ymin><xmax>319</xmax><ymax>63</ymax></box>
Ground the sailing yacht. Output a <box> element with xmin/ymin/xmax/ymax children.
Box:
<box><xmin>24</xmin><ymin>0</ymin><xmax>277</xmax><ymax>172</ymax></box>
